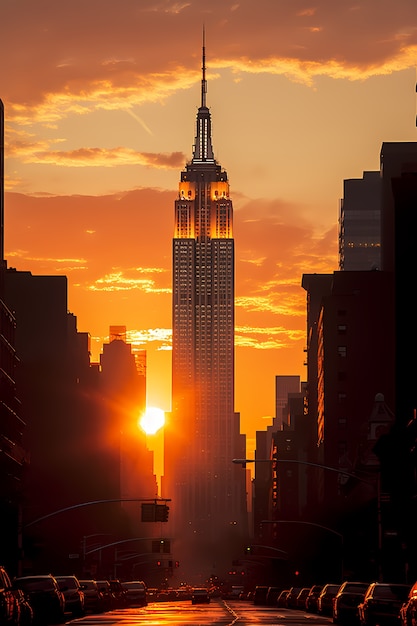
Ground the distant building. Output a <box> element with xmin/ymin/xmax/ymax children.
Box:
<box><xmin>339</xmin><ymin>171</ymin><xmax>381</xmax><ymax>270</ymax></box>
<box><xmin>99</xmin><ymin>326</ymin><xmax>157</xmax><ymax>536</ymax></box>
<box><xmin>274</xmin><ymin>375</ymin><xmax>301</xmax><ymax>429</ymax></box>
<box><xmin>163</xmin><ymin>39</ymin><xmax>247</xmax><ymax>578</ymax></box>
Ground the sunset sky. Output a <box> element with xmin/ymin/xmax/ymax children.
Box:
<box><xmin>1</xmin><ymin>0</ymin><xmax>416</xmax><ymax>465</ymax></box>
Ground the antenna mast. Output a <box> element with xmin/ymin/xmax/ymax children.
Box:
<box><xmin>201</xmin><ymin>26</ymin><xmax>207</xmax><ymax>108</ymax></box>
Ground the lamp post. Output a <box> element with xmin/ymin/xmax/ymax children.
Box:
<box><xmin>260</xmin><ymin>519</ymin><xmax>344</xmax><ymax>581</ymax></box>
<box><xmin>233</xmin><ymin>457</ymin><xmax>382</xmax><ymax>582</ymax></box>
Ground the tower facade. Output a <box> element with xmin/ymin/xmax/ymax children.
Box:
<box><xmin>164</xmin><ymin>40</ymin><xmax>246</xmax><ymax>577</ymax></box>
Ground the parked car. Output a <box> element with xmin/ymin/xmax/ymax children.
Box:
<box><xmin>253</xmin><ymin>585</ymin><xmax>269</xmax><ymax>605</ymax></box>
<box><xmin>191</xmin><ymin>588</ymin><xmax>210</xmax><ymax>604</ymax></box>
<box><xmin>79</xmin><ymin>579</ymin><xmax>105</xmax><ymax>613</ymax></box>
<box><xmin>95</xmin><ymin>580</ymin><xmax>115</xmax><ymax>610</ymax></box>
<box><xmin>108</xmin><ymin>579</ymin><xmax>128</xmax><ymax>608</ymax></box>
<box><xmin>296</xmin><ymin>587</ymin><xmax>312</xmax><ymax>609</ymax></box>
<box><xmin>13</xmin><ymin>574</ymin><xmax>65</xmax><ymax>625</ymax></box>
<box><xmin>277</xmin><ymin>589</ymin><xmax>290</xmax><ymax>607</ymax></box>
<box><xmin>13</xmin><ymin>589</ymin><xmax>33</xmax><ymax>626</ymax></box>
<box><xmin>306</xmin><ymin>585</ymin><xmax>324</xmax><ymax>613</ymax></box>
<box><xmin>286</xmin><ymin>586</ymin><xmax>303</xmax><ymax>609</ymax></box>
<box><xmin>333</xmin><ymin>581</ymin><xmax>370</xmax><ymax>624</ymax></box>
<box><xmin>400</xmin><ymin>581</ymin><xmax>417</xmax><ymax>626</ymax></box>
<box><xmin>121</xmin><ymin>581</ymin><xmax>147</xmax><ymax>607</ymax></box>
<box><xmin>266</xmin><ymin>586</ymin><xmax>282</xmax><ymax>605</ymax></box>
<box><xmin>318</xmin><ymin>583</ymin><xmax>341</xmax><ymax>616</ymax></box>
<box><xmin>0</xmin><ymin>565</ymin><xmax>20</xmax><ymax>626</ymax></box>
<box><xmin>55</xmin><ymin>575</ymin><xmax>85</xmax><ymax>617</ymax></box>
<box><xmin>358</xmin><ymin>582</ymin><xmax>411</xmax><ymax>626</ymax></box>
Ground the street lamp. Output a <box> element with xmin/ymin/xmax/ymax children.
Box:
<box><xmin>260</xmin><ymin>519</ymin><xmax>344</xmax><ymax>580</ymax></box>
<box><xmin>233</xmin><ymin>457</ymin><xmax>382</xmax><ymax>581</ymax></box>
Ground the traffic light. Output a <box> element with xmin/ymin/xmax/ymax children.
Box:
<box><xmin>156</xmin><ymin>560</ymin><xmax>161</xmax><ymax>567</ymax></box>
<box><xmin>161</xmin><ymin>539</ymin><xmax>171</xmax><ymax>553</ymax></box>
<box><xmin>155</xmin><ymin>504</ymin><xmax>169</xmax><ymax>522</ymax></box>
<box><xmin>152</xmin><ymin>539</ymin><xmax>170</xmax><ymax>553</ymax></box>
<box><xmin>141</xmin><ymin>503</ymin><xmax>156</xmax><ymax>522</ymax></box>
<box><xmin>175</xmin><ymin>560</ymin><xmax>179</xmax><ymax>568</ymax></box>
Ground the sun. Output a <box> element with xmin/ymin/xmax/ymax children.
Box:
<box><xmin>139</xmin><ymin>406</ymin><xmax>165</xmax><ymax>435</ymax></box>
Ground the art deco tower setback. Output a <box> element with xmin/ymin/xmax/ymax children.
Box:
<box><xmin>163</xmin><ymin>40</ymin><xmax>247</xmax><ymax>571</ymax></box>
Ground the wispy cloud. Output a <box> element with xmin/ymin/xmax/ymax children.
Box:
<box><xmin>236</xmin><ymin>325</ymin><xmax>304</xmax><ymax>349</ymax></box>
<box><xmin>88</xmin><ymin>270</ymin><xmax>171</xmax><ymax>293</ymax></box>
<box><xmin>7</xmin><ymin>140</ymin><xmax>185</xmax><ymax>169</ymax></box>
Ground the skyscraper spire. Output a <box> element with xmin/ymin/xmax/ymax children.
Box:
<box><xmin>201</xmin><ymin>26</ymin><xmax>207</xmax><ymax>109</ymax></box>
<box><xmin>192</xmin><ymin>28</ymin><xmax>214</xmax><ymax>163</ymax></box>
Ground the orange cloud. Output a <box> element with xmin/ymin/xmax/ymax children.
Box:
<box><xmin>14</xmin><ymin>146</ymin><xmax>185</xmax><ymax>169</ymax></box>
<box><xmin>1</xmin><ymin>0</ymin><xmax>416</xmax><ymax>118</ymax></box>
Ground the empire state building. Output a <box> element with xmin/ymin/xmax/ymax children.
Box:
<box><xmin>163</xmin><ymin>40</ymin><xmax>247</xmax><ymax>576</ymax></box>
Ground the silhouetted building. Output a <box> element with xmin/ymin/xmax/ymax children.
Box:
<box><xmin>380</xmin><ymin>142</ymin><xmax>417</xmax><ymax>425</ymax></box>
<box><xmin>339</xmin><ymin>171</ymin><xmax>381</xmax><ymax>270</ymax></box>
<box><xmin>0</xmin><ymin>99</ymin><xmax>28</xmax><ymax>575</ymax></box>
<box><xmin>274</xmin><ymin>375</ymin><xmax>301</xmax><ymax>429</ymax></box>
<box><xmin>163</xmin><ymin>39</ymin><xmax>247</xmax><ymax>579</ymax></box>
<box><xmin>99</xmin><ymin>326</ymin><xmax>157</xmax><ymax>538</ymax></box>
<box><xmin>301</xmin><ymin>268</ymin><xmax>395</xmax><ymax>580</ymax></box>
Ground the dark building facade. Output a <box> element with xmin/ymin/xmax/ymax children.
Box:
<box><xmin>163</xmin><ymin>41</ymin><xmax>247</xmax><ymax>580</ymax></box>
<box><xmin>339</xmin><ymin>170</ymin><xmax>381</xmax><ymax>271</ymax></box>
<box><xmin>0</xmin><ymin>99</ymin><xmax>28</xmax><ymax>575</ymax></box>
<box><xmin>99</xmin><ymin>326</ymin><xmax>157</xmax><ymax>538</ymax></box>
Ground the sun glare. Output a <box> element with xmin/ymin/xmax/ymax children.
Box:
<box><xmin>139</xmin><ymin>406</ymin><xmax>165</xmax><ymax>435</ymax></box>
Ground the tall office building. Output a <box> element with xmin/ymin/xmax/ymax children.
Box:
<box><xmin>163</xmin><ymin>39</ymin><xmax>247</xmax><ymax>578</ymax></box>
<box><xmin>274</xmin><ymin>375</ymin><xmax>301</xmax><ymax>429</ymax></box>
<box><xmin>339</xmin><ymin>171</ymin><xmax>381</xmax><ymax>271</ymax></box>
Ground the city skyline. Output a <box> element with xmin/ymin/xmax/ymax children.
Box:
<box><xmin>1</xmin><ymin>1</ymin><xmax>416</xmax><ymax>457</ymax></box>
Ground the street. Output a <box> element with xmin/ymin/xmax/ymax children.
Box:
<box><xmin>68</xmin><ymin>599</ymin><xmax>334</xmax><ymax>626</ymax></box>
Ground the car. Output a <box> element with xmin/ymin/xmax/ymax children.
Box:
<box><xmin>286</xmin><ymin>586</ymin><xmax>303</xmax><ymax>609</ymax></box>
<box><xmin>253</xmin><ymin>585</ymin><xmax>269</xmax><ymax>605</ymax></box>
<box><xmin>0</xmin><ymin>565</ymin><xmax>20</xmax><ymax>626</ymax></box>
<box><xmin>55</xmin><ymin>575</ymin><xmax>85</xmax><ymax>617</ymax></box>
<box><xmin>121</xmin><ymin>581</ymin><xmax>147</xmax><ymax>607</ymax></box>
<box><xmin>191</xmin><ymin>588</ymin><xmax>210</xmax><ymax>604</ymax></box>
<box><xmin>108</xmin><ymin>579</ymin><xmax>128</xmax><ymax>608</ymax></box>
<box><xmin>296</xmin><ymin>587</ymin><xmax>312</xmax><ymax>609</ymax></box>
<box><xmin>333</xmin><ymin>581</ymin><xmax>370</xmax><ymax>624</ymax></box>
<box><xmin>12</xmin><ymin>574</ymin><xmax>66</xmax><ymax>625</ymax></box>
<box><xmin>79</xmin><ymin>579</ymin><xmax>105</xmax><ymax>613</ymax></box>
<box><xmin>400</xmin><ymin>581</ymin><xmax>417</xmax><ymax>626</ymax></box>
<box><xmin>266</xmin><ymin>586</ymin><xmax>282</xmax><ymax>605</ymax></box>
<box><xmin>358</xmin><ymin>582</ymin><xmax>411</xmax><ymax>626</ymax></box>
<box><xmin>306</xmin><ymin>584</ymin><xmax>324</xmax><ymax>613</ymax></box>
<box><xmin>95</xmin><ymin>580</ymin><xmax>115</xmax><ymax>610</ymax></box>
<box><xmin>277</xmin><ymin>589</ymin><xmax>290</xmax><ymax>607</ymax></box>
<box><xmin>229</xmin><ymin>585</ymin><xmax>244</xmax><ymax>600</ymax></box>
<box><xmin>318</xmin><ymin>583</ymin><xmax>341</xmax><ymax>616</ymax></box>
<box><xmin>13</xmin><ymin>589</ymin><xmax>33</xmax><ymax>626</ymax></box>
<box><xmin>175</xmin><ymin>588</ymin><xmax>191</xmax><ymax>601</ymax></box>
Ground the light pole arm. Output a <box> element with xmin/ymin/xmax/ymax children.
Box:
<box><xmin>25</xmin><ymin>497</ymin><xmax>171</xmax><ymax>528</ymax></box>
<box><xmin>232</xmin><ymin>458</ymin><xmax>374</xmax><ymax>484</ymax></box>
